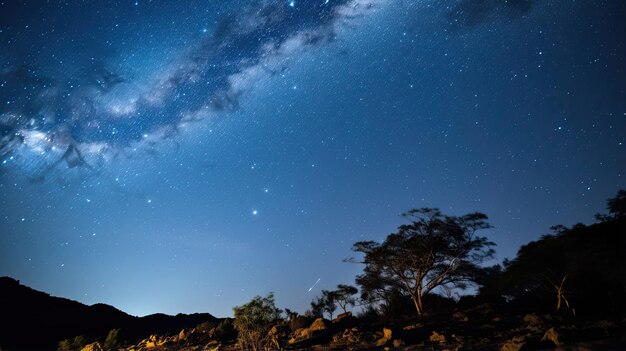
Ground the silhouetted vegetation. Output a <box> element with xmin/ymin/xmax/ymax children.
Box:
<box><xmin>103</xmin><ymin>328</ymin><xmax>121</xmax><ymax>350</ymax></box>
<box><xmin>232</xmin><ymin>293</ymin><xmax>282</xmax><ymax>351</ymax></box>
<box><xmin>333</xmin><ymin>284</ymin><xmax>358</xmax><ymax>313</ymax></box>
<box><xmin>482</xmin><ymin>203</ymin><xmax>626</xmax><ymax>321</ymax></box>
<box><xmin>57</xmin><ymin>335</ymin><xmax>86</xmax><ymax>351</ymax></box>
<box><xmin>3</xmin><ymin>190</ymin><xmax>625</xmax><ymax>350</ymax></box>
<box><xmin>349</xmin><ymin>208</ymin><xmax>495</xmax><ymax>316</ymax></box>
<box><xmin>213</xmin><ymin>318</ymin><xmax>237</xmax><ymax>343</ymax></box>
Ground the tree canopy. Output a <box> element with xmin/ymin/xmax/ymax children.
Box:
<box><xmin>351</xmin><ymin>208</ymin><xmax>495</xmax><ymax>316</ymax></box>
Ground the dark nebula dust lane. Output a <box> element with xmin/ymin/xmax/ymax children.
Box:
<box><xmin>1</xmin><ymin>0</ymin><xmax>375</xmax><ymax>176</ymax></box>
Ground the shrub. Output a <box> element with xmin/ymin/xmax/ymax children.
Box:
<box><xmin>103</xmin><ymin>328</ymin><xmax>121</xmax><ymax>350</ymax></box>
<box><xmin>233</xmin><ymin>293</ymin><xmax>282</xmax><ymax>351</ymax></box>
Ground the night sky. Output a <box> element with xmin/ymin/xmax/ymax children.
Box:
<box><xmin>1</xmin><ymin>0</ymin><xmax>624</xmax><ymax>318</ymax></box>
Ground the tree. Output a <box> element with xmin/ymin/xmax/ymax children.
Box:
<box><xmin>495</xmin><ymin>213</ymin><xmax>625</xmax><ymax>319</ymax></box>
<box><xmin>311</xmin><ymin>290</ymin><xmax>337</xmax><ymax>319</ymax></box>
<box><xmin>596</xmin><ymin>190</ymin><xmax>626</xmax><ymax>222</ymax></box>
<box><xmin>233</xmin><ymin>293</ymin><xmax>282</xmax><ymax>351</ymax></box>
<box><xmin>351</xmin><ymin>208</ymin><xmax>495</xmax><ymax>317</ymax></box>
<box><xmin>608</xmin><ymin>190</ymin><xmax>626</xmax><ymax>219</ymax></box>
<box><xmin>333</xmin><ymin>284</ymin><xmax>358</xmax><ymax>313</ymax></box>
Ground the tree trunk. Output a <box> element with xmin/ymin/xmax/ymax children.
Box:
<box><xmin>412</xmin><ymin>293</ymin><xmax>423</xmax><ymax>316</ymax></box>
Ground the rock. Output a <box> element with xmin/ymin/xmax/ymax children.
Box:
<box><xmin>522</xmin><ymin>313</ymin><xmax>545</xmax><ymax>331</ymax></box>
<box><xmin>291</xmin><ymin>318</ymin><xmax>331</xmax><ymax>344</ymax></box>
<box><xmin>289</xmin><ymin>316</ymin><xmax>309</xmax><ymax>331</ymax></box>
<box><xmin>392</xmin><ymin>339</ymin><xmax>405</xmax><ymax>348</ymax></box>
<box><xmin>332</xmin><ymin>311</ymin><xmax>357</xmax><ymax>329</ymax></box>
<box><xmin>541</xmin><ymin>327</ymin><xmax>561</xmax><ymax>346</ymax></box>
<box><xmin>178</xmin><ymin>328</ymin><xmax>188</xmax><ymax>341</ymax></box>
<box><xmin>333</xmin><ymin>311</ymin><xmax>352</xmax><ymax>323</ymax></box>
<box><xmin>145</xmin><ymin>341</ymin><xmax>157</xmax><ymax>349</ymax></box>
<box><xmin>500</xmin><ymin>335</ymin><xmax>525</xmax><ymax>351</ymax></box>
<box><xmin>429</xmin><ymin>331</ymin><xmax>446</xmax><ymax>344</ymax></box>
<box><xmin>331</xmin><ymin>327</ymin><xmax>364</xmax><ymax>347</ymax></box>
<box><xmin>453</xmin><ymin>311</ymin><xmax>468</xmax><ymax>322</ymax></box>
<box><xmin>300</xmin><ymin>328</ymin><xmax>314</xmax><ymax>339</ymax></box>
<box><xmin>80</xmin><ymin>343</ymin><xmax>102</xmax><ymax>351</ymax></box>
<box><xmin>268</xmin><ymin>323</ymin><xmax>289</xmax><ymax>348</ymax></box>
<box><xmin>375</xmin><ymin>328</ymin><xmax>393</xmax><ymax>346</ymax></box>
<box><xmin>403</xmin><ymin>323</ymin><xmax>421</xmax><ymax>330</ymax></box>
<box><xmin>309</xmin><ymin>317</ymin><xmax>329</xmax><ymax>331</ymax></box>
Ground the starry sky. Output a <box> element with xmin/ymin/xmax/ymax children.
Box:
<box><xmin>1</xmin><ymin>0</ymin><xmax>624</xmax><ymax>318</ymax></box>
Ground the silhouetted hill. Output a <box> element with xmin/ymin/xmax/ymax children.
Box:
<box><xmin>0</xmin><ymin>277</ymin><xmax>216</xmax><ymax>351</ymax></box>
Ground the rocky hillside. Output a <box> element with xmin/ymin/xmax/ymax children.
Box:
<box><xmin>0</xmin><ymin>277</ymin><xmax>215</xmax><ymax>351</ymax></box>
<box><xmin>80</xmin><ymin>309</ymin><xmax>624</xmax><ymax>351</ymax></box>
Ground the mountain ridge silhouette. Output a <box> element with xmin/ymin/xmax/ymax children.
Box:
<box><xmin>0</xmin><ymin>276</ymin><xmax>216</xmax><ymax>351</ymax></box>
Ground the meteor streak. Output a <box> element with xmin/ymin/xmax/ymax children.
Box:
<box><xmin>307</xmin><ymin>278</ymin><xmax>321</xmax><ymax>292</ymax></box>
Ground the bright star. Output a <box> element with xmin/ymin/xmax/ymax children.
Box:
<box><xmin>252</xmin><ymin>210</ymin><xmax>258</xmax><ymax>215</ymax></box>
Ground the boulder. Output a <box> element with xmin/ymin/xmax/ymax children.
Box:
<box><xmin>522</xmin><ymin>313</ymin><xmax>545</xmax><ymax>331</ymax></box>
<box><xmin>541</xmin><ymin>327</ymin><xmax>561</xmax><ymax>346</ymax></box>
<box><xmin>300</xmin><ymin>328</ymin><xmax>315</xmax><ymax>339</ymax></box>
<box><xmin>309</xmin><ymin>317</ymin><xmax>329</xmax><ymax>331</ymax></box>
<box><xmin>429</xmin><ymin>331</ymin><xmax>446</xmax><ymax>344</ymax></box>
<box><xmin>178</xmin><ymin>328</ymin><xmax>188</xmax><ymax>341</ymax></box>
<box><xmin>291</xmin><ymin>318</ymin><xmax>331</xmax><ymax>344</ymax></box>
<box><xmin>80</xmin><ymin>343</ymin><xmax>102</xmax><ymax>351</ymax></box>
<box><xmin>500</xmin><ymin>335</ymin><xmax>525</xmax><ymax>351</ymax></box>
<box><xmin>268</xmin><ymin>323</ymin><xmax>290</xmax><ymax>347</ymax></box>
<box><xmin>333</xmin><ymin>311</ymin><xmax>352</xmax><ymax>323</ymax></box>
<box><xmin>289</xmin><ymin>316</ymin><xmax>310</xmax><ymax>331</ymax></box>
<box><xmin>333</xmin><ymin>311</ymin><xmax>357</xmax><ymax>328</ymax></box>
<box><xmin>375</xmin><ymin>328</ymin><xmax>393</xmax><ymax>346</ymax></box>
<box><xmin>392</xmin><ymin>339</ymin><xmax>405</xmax><ymax>348</ymax></box>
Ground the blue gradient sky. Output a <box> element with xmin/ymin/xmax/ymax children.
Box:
<box><xmin>1</xmin><ymin>0</ymin><xmax>624</xmax><ymax>317</ymax></box>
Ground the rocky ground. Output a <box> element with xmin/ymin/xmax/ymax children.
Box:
<box><xmin>77</xmin><ymin>305</ymin><xmax>625</xmax><ymax>351</ymax></box>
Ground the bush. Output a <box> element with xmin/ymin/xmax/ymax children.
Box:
<box><xmin>57</xmin><ymin>335</ymin><xmax>87</xmax><ymax>351</ymax></box>
<box><xmin>233</xmin><ymin>293</ymin><xmax>282</xmax><ymax>351</ymax></box>
<box><xmin>214</xmin><ymin>318</ymin><xmax>237</xmax><ymax>342</ymax></box>
<box><xmin>103</xmin><ymin>328</ymin><xmax>121</xmax><ymax>350</ymax></box>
